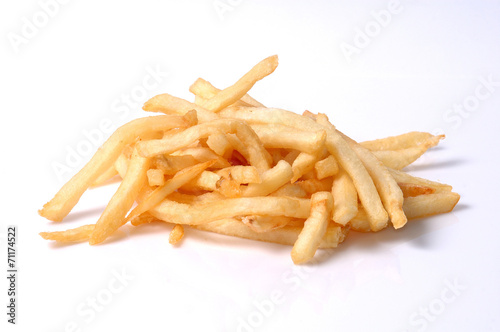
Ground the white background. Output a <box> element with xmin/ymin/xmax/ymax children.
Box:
<box><xmin>1</xmin><ymin>1</ymin><xmax>499</xmax><ymax>331</ymax></box>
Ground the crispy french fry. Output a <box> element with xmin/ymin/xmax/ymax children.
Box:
<box><xmin>242</xmin><ymin>160</ymin><xmax>293</xmax><ymax>197</ymax></box>
<box><xmin>90</xmin><ymin>166</ymin><xmax>119</xmax><ymax>188</ymax></box>
<box><xmin>315</xmin><ymin>155</ymin><xmax>339</xmax><ymax>180</ymax></box>
<box><xmin>39</xmin><ymin>224</ymin><xmax>96</xmax><ymax>243</ymax></box>
<box><xmin>125</xmin><ymin>160</ymin><xmax>217</xmax><ymax>224</ymax></box>
<box><xmin>331</xmin><ymin>168</ymin><xmax>358</xmax><ymax>226</ymax></box>
<box><xmin>147</xmin><ymin>168</ymin><xmax>165</xmax><ymax>187</ymax></box>
<box><xmin>193</xmin><ymin>218</ymin><xmax>348</xmax><ymax>249</ymax></box>
<box><xmin>398</xmin><ymin>182</ymin><xmax>435</xmax><ymax>198</ymax></box>
<box><xmin>90</xmin><ymin>148</ymin><xmax>152</xmax><ymax>245</ymax></box>
<box><xmin>240</xmin><ymin>215</ymin><xmax>293</xmax><ymax>233</ymax></box>
<box><xmin>217</xmin><ymin>166</ymin><xmax>261</xmax><ymax>184</ymax></box>
<box><xmin>250</xmin><ymin>124</ymin><xmax>326</xmax><ymax>154</ymax></box>
<box><xmin>169</xmin><ymin>224</ymin><xmax>185</xmax><ymax>245</ymax></box>
<box><xmin>149</xmin><ymin>196</ymin><xmax>311</xmax><ymax>225</ymax></box>
<box><xmin>291</xmin><ymin>192</ymin><xmax>333</xmax><ymax>264</ymax></box>
<box><xmin>143</xmin><ymin>93</ymin><xmax>218</xmax><ymax>122</ymax></box>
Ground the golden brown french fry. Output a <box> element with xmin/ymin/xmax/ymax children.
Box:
<box><xmin>153</xmin><ymin>155</ymin><xmax>198</xmax><ymax>175</ymax></box>
<box><xmin>169</xmin><ymin>224</ymin><xmax>185</xmax><ymax>245</ymax></box>
<box><xmin>143</xmin><ymin>93</ymin><xmax>218</xmax><ymax>122</ymax></box>
<box><xmin>331</xmin><ymin>168</ymin><xmax>358</xmax><ymax>226</ymax></box>
<box><xmin>219</xmin><ymin>106</ymin><xmax>388</xmax><ymax>229</ymax></box>
<box><xmin>182</xmin><ymin>171</ymin><xmax>221</xmax><ymax>192</ymax></box>
<box><xmin>206</xmin><ymin>132</ymin><xmax>232</xmax><ymax>156</ymax></box>
<box><xmin>242</xmin><ymin>160</ymin><xmax>293</xmax><ymax>197</ymax></box>
<box><xmin>389</xmin><ymin>168</ymin><xmax>452</xmax><ymax>193</ymax></box>
<box><xmin>193</xmin><ymin>218</ymin><xmax>348</xmax><ymax>249</ymax></box>
<box><xmin>136</xmin><ymin>119</ymin><xmax>271</xmax><ymax>172</ymax></box>
<box><xmin>297</xmin><ymin>178</ymin><xmax>333</xmax><ymax>195</ymax></box>
<box><xmin>372</xmin><ymin>141</ymin><xmax>443</xmax><ymax>170</ymax></box>
<box><xmin>39</xmin><ymin>224</ymin><xmax>96</xmax><ymax>243</ymax></box>
<box><xmin>149</xmin><ymin>196</ymin><xmax>311</xmax><ymax>225</ymax></box>
<box><xmin>39</xmin><ymin>114</ymin><xmax>194</xmax><ymax>222</ymax></box>
<box><xmin>291</xmin><ymin>192</ymin><xmax>333</xmax><ymax>264</ymax></box>
<box><xmin>125</xmin><ymin>160</ymin><xmax>217</xmax><ymax>224</ymax></box>
<box><xmin>90</xmin><ymin>166</ymin><xmax>119</xmax><ymax>188</ymax></box>
<box><xmin>398</xmin><ymin>182</ymin><xmax>435</xmax><ymax>198</ymax></box>
<box><xmin>350</xmin><ymin>192</ymin><xmax>460</xmax><ymax>232</ymax></box>
<box><xmin>197</xmin><ymin>55</ymin><xmax>278</xmax><ymax>112</ymax></box>
<box><xmin>189</xmin><ymin>77</ymin><xmax>264</xmax><ymax>107</ymax></box>
<box><xmin>361</xmin><ymin>132</ymin><xmax>442</xmax><ymax>151</ymax></box>
<box><xmin>90</xmin><ymin>148</ymin><xmax>151</xmax><ymax>245</ymax></box>
<box><xmin>315</xmin><ymin>155</ymin><xmax>339</xmax><ymax>180</ymax></box>
<box><xmin>250</xmin><ymin>124</ymin><xmax>326</xmax><ymax>154</ymax></box>
<box><xmin>269</xmin><ymin>183</ymin><xmax>308</xmax><ymax>198</ymax></box>
<box><xmin>291</xmin><ymin>152</ymin><xmax>322</xmax><ymax>183</ymax></box>
<box><xmin>178</xmin><ymin>147</ymin><xmax>231</xmax><ymax>169</ymax></box>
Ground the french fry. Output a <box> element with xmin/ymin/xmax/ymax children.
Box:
<box><xmin>206</xmin><ymin>132</ymin><xmax>232</xmax><ymax>156</ymax></box>
<box><xmin>149</xmin><ymin>196</ymin><xmax>311</xmax><ymax>225</ymax></box>
<box><xmin>193</xmin><ymin>218</ymin><xmax>348</xmax><ymax>249</ymax></box>
<box><xmin>242</xmin><ymin>160</ymin><xmax>293</xmax><ymax>197</ymax></box>
<box><xmin>147</xmin><ymin>168</ymin><xmax>165</xmax><ymax>187</ymax></box>
<box><xmin>398</xmin><ymin>182</ymin><xmax>435</xmax><ymax>198</ymax></box>
<box><xmin>136</xmin><ymin>119</ymin><xmax>271</xmax><ymax>172</ymax></box>
<box><xmin>90</xmin><ymin>148</ymin><xmax>152</xmax><ymax>245</ymax></box>
<box><xmin>197</xmin><ymin>55</ymin><xmax>278</xmax><ymax>112</ymax></box>
<box><xmin>250</xmin><ymin>124</ymin><xmax>326</xmax><ymax>154</ymax></box>
<box><xmin>40</xmin><ymin>224</ymin><xmax>95</xmax><ymax>243</ymax></box>
<box><xmin>291</xmin><ymin>192</ymin><xmax>333</xmax><ymax>264</ymax></box>
<box><xmin>143</xmin><ymin>93</ymin><xmax>218</xmax><ymax>122</ymax></box>
<box><xmin>169</xmin><ymin>224</ymin><xmax>185</xmax><ymax>245</ymax></box>
<box><xmin>331</xmin><ymin>168</ymin><xmax>358</xmax><ymax>226</ymax></box>
<box><xmin>315</xmin><ymin>155</ymin><xmax>339</xmax><ymax>180</ymax></box>
<box><xmin>125</xmin><ymin>160</ymin><xmax>217</xmax><ymax>224</ymax></box>
<box><xmin>240</xmin><ymin>215</ymin><xmax>293</xmax><ymax>233</ymax></box>
<box><xmin>216</xmin><ymin>166</ymin><xmax>261</xmax><ymax>184</ymax></box>
<box><xmin>189</xmin><ymin>77</ymin><xmax>264</xmax><ymax>107</ymax></box>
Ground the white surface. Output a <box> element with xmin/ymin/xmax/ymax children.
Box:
<box><xmin>1</xmin><ymin>1</ymin><xmax>499</xmax><ymax>331</ymax></box>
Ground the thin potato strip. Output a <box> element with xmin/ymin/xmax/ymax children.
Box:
<box><xmin>216</xmin><ymin>166</ymin><xmax>261</xmax><ymax>184</ymax></box>
<box><xmin>142</xmin><ymin>93</ymin><xmax>218</xmax><ymax>122</ymax></box>
<box><xmin>242</xmin><ymin>160</ymin><xmax>293</xmax><ymax>197</ymax></box>
<box><xmin>90</xmin><ymin>165</ymin><xmax>119</xmax><ymax>188</ymax></box>
<box><xmin>372</xmin><ymin>139</ymin><xmax>443</xmax><ymax>170</ymax></box>
<box><xmin>291</xmin><ymin>192</ymin><xmax>333</xmax><ymax>264</ymax></box>
<box><xmin>189</xmin><ymin>77</ymin><xmax>263</xmax><ymax>107</ymax></box>
<box><xmin>331</xmin><ymin>168</ymin><xmax>358</xmax><ymax>226</ymax></box>
<box><xmin>198</xmin><ymin>55</ymin><xmax>278</xmax><ymax>112</ymax></box>
<box><xmin>39</xmin><ymin>114</ymin><xmax>195</xmax><ymax>222</ymax></box>
<box><xmin>136</xmin><ymin>119</ymin><xmax>271</xmax><ymax>172</ymax></box>
<box><xmin>360</xmin><ymin>132</ymin><xmax>438</xmax><ymax>151</ymax></box>
<box><xmin>192</xmin><ymin>218</ymin><xmax>348</xmax><ymax>249</ymax></box>
<box><xmin>291</xmin><ymin>152</ymin><xmax>322</xmax><ymax>183</ymax></box>
<box><xmin>149</xmin><ymin>196</ymin><xmax>310</xmax><ymax>225</ymax></box>
<box><xmin>389</xmin><ymin>168</ymin><xmax>452</xmax><ymax>193</ymax></box>
<box><xmin>336</xmin><ymin>131</ymin><xmax>406</xmax><ymax>230</ymax></box>
<box><xmin>350</xmin><ymin>192</ymin><xmax>460</xmax><ymax>232</ymax></box>
<box><xmin>240</xmin><ymin>215</ymin><xmax>294</xmax><ymax>233</ymax></box>
<box><xmin>39</xmin><ymin>224</ymin><xmax>96</xmax><ymax>243</ymax></box>
<box><xmin>398</xmin><ymin>182</ymin><xmax>435</xmax><ymax>198</ymax></box>
<box><xmin>315</xmin><ymin>155</ymin><xmax>339</xmax><ymax>180</ymax></box>
<box><xmin>125</xmin><ymin>160</ymin><xmax>217</xmax><ymax>223</ymax></box>
<box><xmin>250</xmin><ymin>124</ymin><xmax>326</xmax><ymax>154</ymax></box>
<box><xmin>90</xmin><ymin>148</ymin><xmax>151</xmax><ymax>245</ymax></box>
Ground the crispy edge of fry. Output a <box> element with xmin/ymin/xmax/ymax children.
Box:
<box><xmin>240</xmin><ymin>215</ymin><xmax>293</xmax><ymax>233</ymax></box>
<box><xmin>40</xmin><ymin>224</ymin><xmax>96</xmax><ymax>243</ymax></box>
<box><xmin>147</xmin><ymin>168</ymin><xmax>165</xmax><ymax>187</ymax></box>
<box><xmin>198</xmin><ymin>55</ymin><xmax>278</xmax><ymax>112</ymax></box>
<box><xmin>89</xmin><ymin>148</ymin><xmax>152</xmax><ymax>245</ymax></box>
<box><xmin>389</xmin><ymin>168</ymin><xmax>452</xmax><ymax>193</ymax></box>
<box><xmin>39</xmin><ymin>113</ymin><xmax>195</xmax><ymax>222</ymax></box>
<box><xmin>219</xmin><ymin>106</ymin><xmax>388</xmax><ymax>229</ymax></box>
<box><xmin>291</xmin><ymin>192</ymin><xmax>333</xmax><ymax>264</ymax></box>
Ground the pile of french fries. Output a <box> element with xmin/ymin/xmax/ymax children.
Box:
<box><xmin>39</xmin><ymin>55</ymin><xmax>460</xmax><ymax>264</ymax></box>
